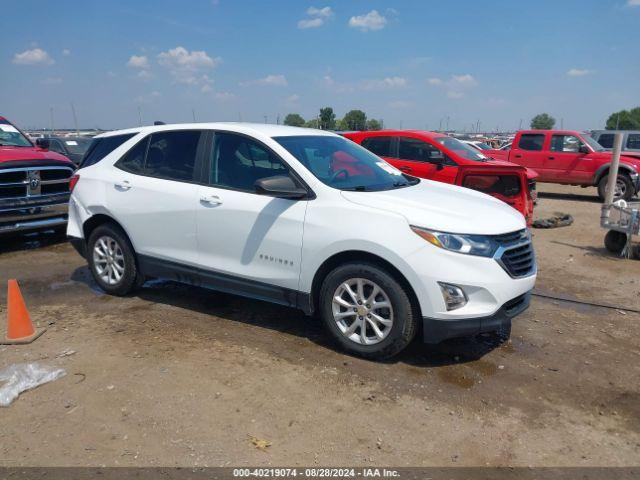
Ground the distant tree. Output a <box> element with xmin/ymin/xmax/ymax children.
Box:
<box><xmin>335</xmin><ymin>118</ymin><xmax>348</xmax><ymax>131</ymax></box>
<box><xmin>319</xmin><ymin>107</ymin><xmax>336</xmax><ymax>130</ymax></box>
<box><xmin>530</xmin><ymin>113</ymin><xmax>556</xmax><ymax>130</ymax></box>
<box><xmin>366</xmin><ymin>118</ymin><xmax>383</xmax><ymax>131</ymax></box>
<box><xmin>342</xmin><ymin>110</ymin><xmax>367</xmax><ymax>131</ymax></box>
<box><xmin>283</xmin><ymin>113</ymin><xmax>305</xmax><ymax>127</ymax></box>
<box><xmin>605</xmin><ymin>107</ymin><xmax>640</xmax><ymax>130</ymax></box>
<box><xmin>304</xmin><ymin>118</ymin><xmax>319</xmax><ymax>129</ymax></box>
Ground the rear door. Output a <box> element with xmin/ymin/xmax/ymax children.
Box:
<box><xmin>511</xmin><ymin>133</ymin><xmax>549</xmax><ymax>180</ymax></box>
<box><xmin>195</xmin><ymin>131</ymin><xmax>307</xmax><ymax>300</ymax></box>
<box><xmin>106</xmin><ymin>130</ymin><xmax>204</xmax><ymax>265</ymax></box>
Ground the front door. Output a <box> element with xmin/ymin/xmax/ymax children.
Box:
<box><xmin>547</xmin><ymin>134</ymin><xmax>592</xmax><ymax>184</ymax></box>
<box><xmin>392</xmin><ymin>136</ymin><xmax>458</xmax><ymax>183</ymax></box>
<box><xmin>196</xmin><ymin>132</ymin><xmax>307</xmax><ymax>302</ymax></box>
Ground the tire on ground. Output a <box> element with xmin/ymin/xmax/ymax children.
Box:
<box><xmin>597</xmin><ymin>173</ymin><xmax>634</xmax><ymax>202</ymax></box>
<box><xmin>318</xmin><ymin>262</ymin><xmax>418</xmax><ymax>359</ymax></box>
<box><xmin>87</xmin><ymin>223</ymin><xmax>144</xmax><ymax>296</ymax></box>
<box><xmin>604</xmin><ymin>230</ymin><xmax>627</xmax><ymax>255</ymax></box>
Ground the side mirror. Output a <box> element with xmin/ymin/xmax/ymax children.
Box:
<box><xmin>36</xmin><ymin>138</ymin><xmax>50</xmax><ymax>150</ymax></box>
<box><xmin>254</xmin><ymin>175</ymin><xmax>308</xmax><ymax>199</ymax></box>
<box><xmin>579</xmin><ymin>145</ymin><xmax>590</xmax><ymax>154</ymax></box>
<box><xmin>429</xmin><ymin>155</ymin><xmax>445</xmax><ymax>170</ymax></box>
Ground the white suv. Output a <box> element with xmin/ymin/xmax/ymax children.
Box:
<box><xmin>67</xmin><ymin>123</ymin><xmax>536</xmax><ymax>359</ymax></box>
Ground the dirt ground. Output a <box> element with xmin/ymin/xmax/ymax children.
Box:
<box><xmin>0</xmin><ymin>183</ymin><xmax>638</xmax><ymax>467</ymax></box>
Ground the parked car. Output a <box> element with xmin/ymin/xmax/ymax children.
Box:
<box><xmin>591</xmin><ymin>130</ymin><xmax>640</xmax><ymax>160</ymax></box>
<box><xmin>461</xmin><ymin>140</ymin><xmax>493</xmax><ymax>151</ymax></box>
<box><xmin>0</xmin><ymin>116</ymin><xmax>75</xmax><ymax>235</ymax></box>
<box><xmin>342</xmin><ymin>130</ymin><xmax>538</xmax><ymax>226</ymax></box>
<box><xmin>36</xmin><ymin>136</ymin><xmax>92</xmax><ymax>165</ymax></box>
<box><xmin>485</xmin><ymin>130</ymin><xmax>640</xmax><ymax>201</ymax></box>
<box><xmin>67</xmin><ymin>123</ymin><xmax>536</xmax><ymax>359</ymax></box>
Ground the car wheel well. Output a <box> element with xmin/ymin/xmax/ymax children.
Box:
<box><xmin>594</xmin><ymin>166</ymin><xmax>633</xmax><ymax>185</ymax></box>
<box><xmin>309</xmin><ymin>251</ymin><xmax>421</xmax><ymax>319</ymax></box>
<box><xmin>82</xmin><ymin>214</ymin><xmax>128</xmax><ymax>243</ymax></box>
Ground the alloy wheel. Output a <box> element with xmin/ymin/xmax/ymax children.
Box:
<box><xmin>93</xmin><ymin>235</ymin><xmax>126</xmax><ymax>285</ymax></box>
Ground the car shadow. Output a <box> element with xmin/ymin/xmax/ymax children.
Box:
<box><xmin>70</xmin><ymin>266</ymin><xmax>504</xmax><ymax>367</ymax></box>
<box><xmin>549</xmin><ymin>239</ymin><xmax>618</xmax><ymax>258</ymax></box>
<box><xmin>537</xmin><ymin>191</ymin><xmax>601</xmax><ymax>203</ymax></box>
<box><xmin>0</xmin><ymin>229</ymin><xmax>68</xmax><ymax>254</ymax></box>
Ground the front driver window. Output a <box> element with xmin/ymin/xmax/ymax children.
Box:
<box><xmin>551</xmin><ymin>135</ymin><xmax>582</xmax><ymax>153</ymax></box>
<box><xmin>398</xmin><ymin>137</ymin><xmax>444</xmax><ymax>162</ymax></box>
<box><xmin>211</xmin><ymin>133</ymin><xmax>289</xmax><ymax>191</ymax></box>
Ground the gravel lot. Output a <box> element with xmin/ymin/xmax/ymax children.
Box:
<box><xmin>0</xmin><ymin>183</ymin><xmax>638</xmax><ymax>467</ymax></box>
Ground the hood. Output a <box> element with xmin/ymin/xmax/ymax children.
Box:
<box><xmin>0</xmin><ymin>145</ymin><xmax>72</xmax><ymax>164</ymax></box>
<box><xmin>341</xmin><ymin>180</ymin><xmax>526</xmax><ymax>235</ymax></box>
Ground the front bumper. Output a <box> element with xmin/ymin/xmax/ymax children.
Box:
<box><xmin>0</xmin><ymin>194</ymin><xmax>69</xmax><ymax>234</ymax></box>
<box><xmin>422</xmin><ymin>291</ymin><xmax>531</xmax><ymax>343</ymax></box>
<box><xmin>631</xmin><ymin>172</ymin><xmax>640</xmax><ymax>193</ymax></box>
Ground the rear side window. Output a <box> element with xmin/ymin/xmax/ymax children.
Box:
<box><xmin>627</xmin><ymin>134</ymin><xmax>640</xmax><ymax>149</ymax></box>
<box><xmin>145</xmin><ymin>131</ymin><xmax>201</xmax><ymax>182</ymax></box>
<box><xmin>80</xmin><ymin>134</ymin><xmax>135</xmax><ymax>168</ymax></box>
<box><xmin>518</xmin><ymin>134</ymin><xmax>545</xmax><ymax>151</ymax></box>
<box><xmin>361</xmin><ymin>136</ymin><xmax>394</xmax><ymax>157</ymax></box>
<box><xmin>596</xmin><ymin>133</ymin><xmax>614</xmax><ymax>149</ymax></box>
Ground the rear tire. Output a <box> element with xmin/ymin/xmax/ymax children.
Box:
<box><xmin>318</xmin><ymin>262</ymin><xmax>417</xmax><ymax>360</ymax></box>
<box><xmin>87</xmin><ymin>223</ymin><xmax>144</xmax><ymax>295</ymax></box>
<box><xmin>597</xmin><ymin>174</ymin><xmax>634</xmax><ymax>202</ymax></box>
<box><xmin>604</xmin><ymin>230</ymin><xmax>627</xmax><ymax>254</ymax></box>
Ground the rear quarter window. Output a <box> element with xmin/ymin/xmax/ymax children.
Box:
<box><xmin>80</xmin><ymin>133</ymin><xmax>136</xmax><ymax>169</ymax></box>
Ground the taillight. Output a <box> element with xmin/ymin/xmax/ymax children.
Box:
<box><xmin>69</xmin><ymin>174</ymin><xmax>80</xmax><ymax>192</ymax></box>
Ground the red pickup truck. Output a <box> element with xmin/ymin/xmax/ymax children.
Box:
<box><xmin>342</xmin><ymin>130</ymin><xmax>537</xmax><ymax>225</ymax></box>
<box><xmin>486</xmin><ymin>130</ymin><xmax>640</xmax><ymax>201</ymax></box>
<box><xmin>0</xmin><ymin>116</ymin><xmax>75</xmax><ymax>235</ymax></box>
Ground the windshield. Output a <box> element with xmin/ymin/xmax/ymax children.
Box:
<box><xmin>583</xmin><ymin>134</ymin><xmax>605</xmax><ymax>152</ymax></box>
<box><xmin>436</xmin><ymin>137</ymin><xmax>487</xmax><ymax>161</ymax></box>
<box><xmin>62</xmin><ymin>138</ymin><xmax>91</xmax><ymax>154</ymax></box>
<box><xmin>0</xmin><ymin>120</ymin><xmax>32</xmax><ymax>147</ymax></box>
<box><xmin>274</xmin><ymin>135</ymin><xmax>419</xmax><ymax>191</ymax></box>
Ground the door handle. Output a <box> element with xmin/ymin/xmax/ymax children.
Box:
<box><xmin>200</xmin><ymin>194</ymin><xmax>223</xmax><ymax>205</ymax></box>
<box><xmin>399</xmin><ymin>166</ymin><xmax>412</xmax><ymax>172</ymax></box>
<box><xmin>548</xmin><ymin>156</ymin><xmax>555</xmax><ymax>160</ymax></box>
<box><xmin>114</xmin><ymin>180</ymin><xmax>132</xmax><ymax>190</ymax></box>
<box><xmin>514</xmin><ymin>154</ymin><xmax>522</xmax><ymax>158</ymax></box>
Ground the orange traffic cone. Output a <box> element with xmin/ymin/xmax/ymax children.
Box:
<box><xmin>1</xmin><ymin>279</ymin><xmax>45</xmax><ymax>345</ymax></box>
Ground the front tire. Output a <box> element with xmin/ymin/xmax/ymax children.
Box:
<box><xmin>318</xmin><ymin>262</ymin><xmax>418</xmax><ymax>359</ymax></box>
<box><xmin>597</xmin><ymin>174</ymin><xmax>634</xmax><ymax>202</ymax></box>
<box><xmin>87</xmin><ymin>223</ymin><xmax>143</xmax><ymax>296</ymax></box>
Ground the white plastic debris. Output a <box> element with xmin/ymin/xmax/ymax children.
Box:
<box><xmin>0</xmin><ymin>363</ymin><xmax>66</xmax><ymax>407</ymax></box>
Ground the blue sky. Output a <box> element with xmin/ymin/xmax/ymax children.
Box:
<box><xmin>1</xmin><ymin>0</ymin><xmax>639</xmax><ymax>131</ymax></box>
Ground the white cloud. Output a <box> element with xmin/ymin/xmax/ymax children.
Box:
<box><xmin>214</xmin><ymin>91</ymin><xmax>236</xmax><ymax>101</ymax></box>
<box><xmin>348</xmin><ymin>10</ymin><xmax>387</xmax><ymax>31</ymax></box>
<box><xmin>136</xmin><ymin>70</ymin><xmax>153</xmax><ymax>81</ymax></box>
<box><xmin>62</xmin><ymin>49</ymin><xmax>71</xmax><ymax>56</ymax></box>
<box><xmin>298</xmin><ymin>6</ymin><xmax>333</xmax><ymax>29</ymax></box>
<box><xmin>567</xmin><ymin>68</ymin><xmax>593</xmax><ymax>77</ymax></box>
<box><xmin>157</xmin><ymin>46</ymin><xmax>220</xmax><ymax>86</ymax></box>
<box><xmin>201</xmin><ymin>84</ymin><xmax>212</xmax><ymax>93</ymax></box>
<box><xmin>241</xmin><ymin>74</ymin><xmax>288</xmax><ymax>87</ymax></box>
<box><xmin>628</xmin><ymin>0</ymin><xmax>640</xmax><ymax>6</ymax></box>
<box><xmin>12</xmin><ymin>48</ymin><xmax>54</xmax><ymax>66</ymax></box>
<box><xmin>127</xmin><ymin>55</ymin><xmax>150</xmax><ymax>69</ymax></box>
<box><xmin>135</xmin><ymin>90</ymin><xmax>161</xmax><ymax>104</ymax></box>
<box><xmin>427</xmin><ymin>74</ymin><xmax>478</xmax><ymax>99</ymax></box>
<box><xmin>362</xmin><ymin>76</ymin><xmax>407</xmax><ymax>90</ymax></box>
<box><xmin>451</xmin><ymin>74</ymin><xmax>478</xmax><ymax>87</ymax></box>
<box><xmin>285</xmin><ymin>94</ymin><xmax>300</xmax><ymax>106</ymax></box>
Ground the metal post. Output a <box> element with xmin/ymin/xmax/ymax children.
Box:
<box><xmin>603</xmin><ymin>132</ymin><xmax>624</xmax><ymax>206</ymax></box>
<box><xmin>71</xmin><ymin>103</ymin><xmax>79</xmax><ymax>136</ymax></box>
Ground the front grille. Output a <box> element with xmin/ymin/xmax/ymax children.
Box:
<box><xmin>0</xmin><ymin>165</ymin><xmax>73</xmax><ymax>201</ymax></box>
<box><xmin>494</xmin><ymin>229</ymin><xmax>536</xmax><ymax>278</ymax></box>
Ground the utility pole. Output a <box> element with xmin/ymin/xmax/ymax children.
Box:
<box><xmin>192</xmin><ymin>109</ymin><xmax>196</xmax><ymax>122</ymax></box>
<box><xmin>276</xmin><ymin>114</ymin><xmax>280</xmax><ymax>125</ymax></box>
<box><xmin>70</xmin><ymin>103</ymin><xmax>79</xmax><ymax>136</ymax></box>
<box><xmin>263</xmin><ymin>115</ymin><xmax>268</xmax><ymax>124</ymax></box>
<box><xmin>561</xmin><ymin>118</ymin><xmax>564</xmax><ymax>129</ymax></box>
<box><xmin>438</xmin><ymin>118</ymin><xmax>443</xmax><ymax>131</ymax></box>
<box><xmin>519</xmin><ymin>118</ymin><xmax>523</xmax><ymax>130</ymax></box>
<box><xmin>476</xmin><ymin>119</ymin><xmax>480</xmax><ymax>133</ymax></box>
<box><xmin>137</xmin><ymin>106</ymin><xmax>142</xmax><ymax>127</ymax></box>
<box><xmin>49</xmin><ymin>107</ymin><xmax>55</xmax><ymax>134</ymax></box>
<box><xmin>446</xmin><ymin>116</ymin><xmax>450</xmax><ymax>131</ymax></box>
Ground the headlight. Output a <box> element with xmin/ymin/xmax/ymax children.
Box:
<box><xmin>411</xmin><ymin>226</ymin><xmax>498</xmax><ymax>257</ymax></box>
